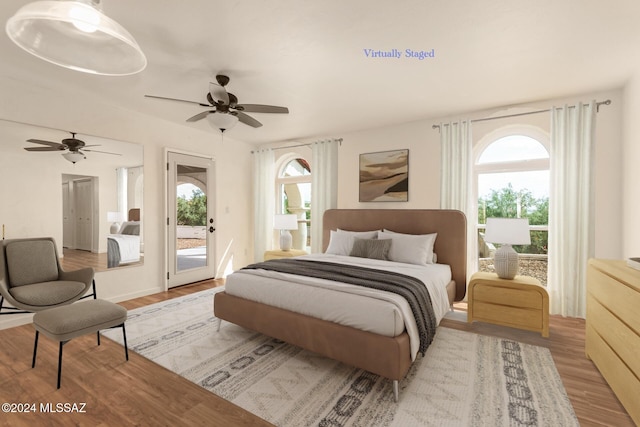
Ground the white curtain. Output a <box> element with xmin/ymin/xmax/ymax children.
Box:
<box><xmin>311</xmin><ymin>139</ymin><xmax>340</xmax><ymax>253</ymax></box>
<box><xmin>253</xmin><ymin>148</ymin><xmax>275</xmax><ymax>262</ymax></box>
<box><xmin>439</xmin><ymin>120</ymin><xmax>477</xmax><ymax>280</ymax></box>
<box><xmin>116</xmin><ymin>167</ymin><xmax>127</xmax><ymax>218</ymax></box>
<box><xmin>548</xmin><ymin>101</ymin><xmax>596</xmax><ymax>318</ymax></box>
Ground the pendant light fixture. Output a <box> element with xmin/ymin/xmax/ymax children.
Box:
<box><xmin>207</xmin><ymin>113</ymin><xmax>239</xmax><ymax>133</ymax></box>
<box><xmin>5</xmin><ymin>0</ymin><xmax>147</xmax><ymax>76</ymax></box>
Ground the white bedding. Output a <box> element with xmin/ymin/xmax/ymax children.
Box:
<box><xmin>107</xmin><ymin>234</ymin><xmax>140</xmax><ymax>263</ymax></box>
<box><xmin>223</xmin><ymin>253</ymin><xmax>452</xmax><ymax>360</ymax></box>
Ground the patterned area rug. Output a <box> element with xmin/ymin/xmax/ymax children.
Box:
<box><xmin>104</xmin><ymin>289</ymin><xmax>578</xmax><ymax>427</ymax></box>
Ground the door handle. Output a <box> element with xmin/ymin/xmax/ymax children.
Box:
<box><xmin>209</xmin><ymin>226</ymin><xmax>215</xmax><ymax>233</ymax></box>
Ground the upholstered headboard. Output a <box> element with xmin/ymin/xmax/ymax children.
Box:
<box><xmin>322</xmin><ymin>209</ymin><xmax>467</xmax><ymax>301</ymax></box>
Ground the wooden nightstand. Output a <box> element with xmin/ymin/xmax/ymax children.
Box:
<box><xmin>468</xmin><ymin>272</ymin><xmax>549</xmax><ymax>337</ymax></box>
<box><xmin>264</xmin><ymin>249</ymin><xmax>308</xmax><ymax>261</ymax></box>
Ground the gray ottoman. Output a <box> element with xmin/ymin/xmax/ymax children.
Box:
<box><xmin>32</xmin><ymin>299</ymin><xmax>128</xmax><ymax>388</ymax></box>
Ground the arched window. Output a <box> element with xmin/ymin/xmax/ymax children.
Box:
<box><xmin>475</xmin><ymin>129</ymin><xmax>549</xmax><ymax>284</ymax></box>
<box><xmin>276</xmin><ymin>157</ymin><xmax>311</xmax><ymax>250</ymax></box>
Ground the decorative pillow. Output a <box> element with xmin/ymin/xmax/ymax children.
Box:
<box><xmin>349</xmin><ymin>238</ymin><xmax>391</xmax><ymax>260</ymax></box>
<box><xmin>378</xmin><ymin>230</ymin><xmax>438</xmax><ymax>265</ymax></box>
<box><xmin>118</xmin><ymin>221</ymin><xmax>140</xmax><ymax>235</ymax></box>
<box><xmin>325</xmin><ymin>231</ymin><xmax>355</xmax><ymax>256</ymax></box>
<box><xmin>337</xmin><ymin>229</ymin><xmax>379</xmax><ymax>239</ymax></box>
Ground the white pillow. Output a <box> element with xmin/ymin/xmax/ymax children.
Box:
<box><xmin>337</xmin><ymin>229</ymin><xmax>379</xmax><ymax>239</ymax></box>
<box><xmin>325</xmin><ymin>231</ymin><xmax>356</xmax><ymax>255</ymax></box>
<box><xmin>378</xmin><ymin>230</ymin><xmax>437</xmax><ymax>265</ymax></box>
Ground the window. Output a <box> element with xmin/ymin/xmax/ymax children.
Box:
<box><xmin>276</xmin><ymin>157</ymin><xmax>311</xmax><ymax>250</ymax></box>
<box><xmin>475</xmin><ymin>131</ymin><xmax>549</xmax><ymax>284</ymax></box>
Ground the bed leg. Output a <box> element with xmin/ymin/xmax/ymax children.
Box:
<box><xmin>393</xmin><ymin>380</ymin><xmax>399</xmax><ymax>402</ymax></box>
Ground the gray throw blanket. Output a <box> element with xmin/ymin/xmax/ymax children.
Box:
<box><xmin>242</xmin><ymin>258</ymin><xmax>437</xmax><ymax>355</ymax></box>
<box><xmin>107</xmin><ymin>238</ymin><xmax>121</xmax><ymax>268</ymax></box>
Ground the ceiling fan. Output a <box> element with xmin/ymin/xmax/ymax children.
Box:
<box><xmin>145</xmin><ymin>74</ymin><xmax>289</xmax><ymax>131</ymax></box>
<box><xmin>23</xmin><ymin>132</ymin><xmax>121</xmax><ymax>164</ymax></box>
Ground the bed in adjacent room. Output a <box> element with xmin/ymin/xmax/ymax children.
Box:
<box><xmin>214</xmin><ymin>209</ymin><xmax>467</xmax><ymax>400</ymax></box>
<box><xmin>107</xmin><ymin>209</ymin><xmax>141</xmax><ymax>268</ymax></box>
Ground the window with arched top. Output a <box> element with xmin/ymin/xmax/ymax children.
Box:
<box><xmin>475</xmin><ymin>130</ymin><xmax>550</xmax><ymax>284</ymax></box>
<box><xmin>276</xmin><ymin>157</ymin><xmax>311</xmax><ymax>250</ymax></box>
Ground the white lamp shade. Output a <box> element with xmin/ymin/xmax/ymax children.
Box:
<box><xmin>273</xmin><ymin>214</ymin><xmax>298</xmax><ymax>230</ymax></box>
<box><xmin>5</xmin><ymin>1</ymin><xmax>147</xmax><ymax>76</ymax></box>
<box><xmin>207</xmin><ymin>113</ymin><xmax>239</xmax><ymax>131</ymax></box>
<box><xmin>107</xmin><ymin>211</ymin><xmax>124</xmax><ymax>223</ymax></box>
<box><xmin>484</xmin><ymin>218</ymin><xmax>531</xmax><ymax>245</ymax></box>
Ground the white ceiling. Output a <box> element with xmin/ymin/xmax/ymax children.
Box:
<box><xmin>1</xmin><ymin>0</ymin><xmax>640</xmax><ymax>145</ymax></box>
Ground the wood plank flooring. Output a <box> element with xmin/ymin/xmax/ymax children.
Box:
<box><xmin>0</xmin><ymin>281</ymin><xmax>634</xmax><ymax>426</ymax></box>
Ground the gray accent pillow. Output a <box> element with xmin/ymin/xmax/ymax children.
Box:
<box><xmin>349</xmin><ymin>238</ymin><xmax>391</xmax><ymax>260</ymax></box>
<box><xmin>120</xmin><ymin>223</ymin><xmax>140</xmax><ymax>235</ymax></box>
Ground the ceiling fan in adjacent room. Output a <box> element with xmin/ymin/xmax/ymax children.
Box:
<box><xmin>145</xmin><ymin>74</ymin><xmax>289</xmax><ymax>132</ymax></box>
<box><xmin>23</xmin><ymin>132</ymin><xmax>121</xmax><ymax>164</ymax></box>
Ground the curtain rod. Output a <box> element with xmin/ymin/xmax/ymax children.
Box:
<box><xmin>431</xmin><ymin>99</ymin><xmax>611</xmax><ymax>130</ymax></box>
<box><xmin>251</xmin><ymin>138</ymin><xmax>343</xmax><ymax>154</ymax></box>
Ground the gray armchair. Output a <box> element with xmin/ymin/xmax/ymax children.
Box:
<box><xmin>0</xmin><ymin>237</ymin><xmax>95</xmax><ymax>315</ymax></box>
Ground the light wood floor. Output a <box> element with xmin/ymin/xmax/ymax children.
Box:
<box><xmin>0</xmin><ymin>281</ymin><xmax>633</xmax><ymax>426</ymax></box>
<box><xmin>60</xmin><ymin>248</ymin><xmax>143</xmax><ymax>273</ymax></box>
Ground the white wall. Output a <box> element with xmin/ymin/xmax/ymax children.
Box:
<box><xmin>0</xmin><ymin>78</ymin><xmax>254</xmax><ymax>330</ymax></box>
<box><xmin>623</xmin><ymin>73</ymin><xmax>640</xmax><ymax>257</ymax></box>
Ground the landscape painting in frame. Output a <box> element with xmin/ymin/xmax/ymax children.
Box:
<box><xmin>359</xmin><ymin>149</ymin><xmax>409</xmax><ymax>202</ymax></box>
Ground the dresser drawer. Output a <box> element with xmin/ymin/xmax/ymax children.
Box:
<box><xmin>473</xmin><ymin>285</ymin><xmax>543</xmax><ymax>310</ymax></box>
<box><xmin>586</xmin><ymin>323</ymin><xmax>640</xmax><ymax>425</ymax></box>
<box><xmin>588</xmin><ymin>267</ymin><xmax>640</xmax><ymax>334</ymax></box>
<box><xmin>587</xmin><ymin>294</ymin><xmax>640</xmax><ymax>379</ymax></box>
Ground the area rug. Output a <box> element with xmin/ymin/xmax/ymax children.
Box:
<box><xmin>104</xmin><ymin>288</ymin><xmax>578</xmax><ymax>427</ymax></box>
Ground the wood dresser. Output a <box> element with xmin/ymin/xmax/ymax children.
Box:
<box><xmin>586</xmin><ymin>259</ymin><xmax>640</xmax><ymax>425</ymax></box>
<box><xmin>468</xmin><ymin>272</ymin><xmax>549</xmax><ymax>337</ymax></box>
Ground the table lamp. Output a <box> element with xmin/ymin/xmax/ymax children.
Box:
<box><xmin>273</xmin><ymin>214</ymin><xmax>298</xmax><ymax>251</ymax></box>
<box><xmin>484</xmin><ymin>217</ymin><xmax>531</xmax><ymax>279</ymax></box>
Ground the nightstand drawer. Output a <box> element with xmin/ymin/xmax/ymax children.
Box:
<box><xmin>473</xmin><ymin>285</ymin><xmax>542</xmax><ymax>309</ymax></box>
<box><xmin>473</xmin><ymin>301</ymin><xmax>543</xmax><ymax>330</ymax></box>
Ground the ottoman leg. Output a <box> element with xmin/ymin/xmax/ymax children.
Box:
<box><xmin>32</xmin><ymin>331</ymin><xmax>39</xmax><ymax>368</ymax></box>
<box><xmin>122</xmin><ymin>323</ymin><xmax>129</xmax><ymax>361</ymax></box>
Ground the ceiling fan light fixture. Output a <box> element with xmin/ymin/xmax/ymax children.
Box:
<box><xmin>207</xmin><ymin>113</ymin><xmax>238</xmax><ymax>132</ymax></box>
<box><xmin>5</xmin><ymin>0</ymin><xmax>147</xmax><ymax>76</ymax></box>
<box><xmin>62</xmin><ymin>151</ymin><xmax>85</xmax><ymax>164</ymax></box>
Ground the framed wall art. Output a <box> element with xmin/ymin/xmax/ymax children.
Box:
<box><xmin>359</xmin><ymin>149</ymin><xmax>409</xmax><ymax>202</ymax></box>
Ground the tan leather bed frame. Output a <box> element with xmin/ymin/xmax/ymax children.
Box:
<box><xmin>214</xmin><ymin>209</ymin><xmax>467</xmax><ymax>401</ymax></box>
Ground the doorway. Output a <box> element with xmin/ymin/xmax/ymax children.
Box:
<box><xmin>61</xmin><ymin>175</ymin><xmax>98</xmax><ymax>252</ymax></box>
<box><xmin>167</xmin><ymin>152</ymin><xmax>216</xmax><ymax>288</ymax></box>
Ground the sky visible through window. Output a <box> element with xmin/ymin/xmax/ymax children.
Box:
<box><xmin>478</xmin><ymin>135</ymin><xmax>549</xmax><ymax>199</ymax></box>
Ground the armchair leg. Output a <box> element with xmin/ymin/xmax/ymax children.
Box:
<box><xmin>32</xmin><ymin>331</ymin><xmax>39</xmax><ymax>368</ymax></box>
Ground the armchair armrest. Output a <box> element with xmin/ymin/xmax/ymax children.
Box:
<box><xmin>59</xmin><ymin>267</ymin><xmax>94</xmax><ymax>286</ymax></box>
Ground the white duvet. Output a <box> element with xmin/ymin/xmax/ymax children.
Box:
<box><xmin>107</xmin><ymin>234</ymin><xmax>140</xmax><ymax>263</ymax></box>
<box><xmin>223</xmin><ymin>253</ymin><xmax>452</xmax><ymax>360</ymax></box>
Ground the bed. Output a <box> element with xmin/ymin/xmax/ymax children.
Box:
<box><xmin>107</xmin><ymin>209</ymin><xmax>141</xmax><ymax>268</ymax></box>
<box><xmin>213</xmin><ymin>209</ymin><xmax>467</xmax><ymax>400</ymax></box>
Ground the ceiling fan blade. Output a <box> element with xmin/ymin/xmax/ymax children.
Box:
<box><xmin>145</xmin><ymin>94</ymin><xmax>211</xmax><ymax>107</ymax></box>
<box><xmin>237</xmin><ymin>104</ymin><xmax>289</xmax><ymax>114</ymax></box>
<box><xmin>209</xmin><ymin>82</ymin><xmax>229</xmax><ymax>105</ymax></box>
<box><xmin>24</xmin><ymin>147</ymin><xmax>61</xmax><ymax>152</ymax></box>
<box><xmin>83</xmin><ymin>149</ymin><xmax>122</xmax><ymax>156</ymax></box>
<box><xmin>26</xmin><ymin>138</ymin><xmax>64</xmax><ymax>148</ymax></box>
<box><xmin>236</xmin><ymin>112</ymin><xmax>263</xmax><ymax>128</ymax></box>
<box><xmin>186</xmin><ymin>110</ymin><xmax>215</xmax><ymax>122</ymax></box>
